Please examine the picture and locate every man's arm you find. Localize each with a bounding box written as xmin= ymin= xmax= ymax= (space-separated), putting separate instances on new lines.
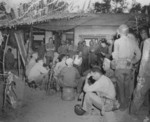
xmin=83 ymin=76 xmax=106 ymax=92
xmin=83 ymin=80 xmax=104 ymax=92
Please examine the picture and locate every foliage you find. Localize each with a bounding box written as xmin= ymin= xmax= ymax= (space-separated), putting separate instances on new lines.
xmin=0 ymin=2 xmax=6 ymax=13
xmin=94 ymin=0 xmax=111 ymax=13
xmin=93 ymin=0 xmax=129 ymax=13
xmin=111 ymin=0 xmax=128 ymax=13
xmin=130 ymin=3 xmax=142 ymax=13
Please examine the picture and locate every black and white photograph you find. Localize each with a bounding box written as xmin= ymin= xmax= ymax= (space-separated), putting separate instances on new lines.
xmin=0 ymin=0 xmax=150 ymax=122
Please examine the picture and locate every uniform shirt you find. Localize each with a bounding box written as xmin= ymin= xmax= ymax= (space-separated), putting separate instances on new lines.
xmin=83 ymin=75 xmax=116 ymax=100
xmin=59 ymin=66 xmax=80 ymax=87
xmin=46 ymin=42 xmax=55 ymax=57
xmin=28 ymin=60 xmax=49 ymax=82
xmin=58 ymin=45 xmax=68 ymax=54
xmin=82 ymin=45 xmax=89 ymax=58
xmin=112 ymin=36 xmax=141 ymax=64
xmin=139 ymin=38 xmax=150 ymax=76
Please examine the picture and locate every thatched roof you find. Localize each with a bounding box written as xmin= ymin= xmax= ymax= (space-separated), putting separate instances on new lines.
xmin=33 ymin=13 xmax=142 ymax=31
xmin=3 ymin=12 xmax=88 ymax=27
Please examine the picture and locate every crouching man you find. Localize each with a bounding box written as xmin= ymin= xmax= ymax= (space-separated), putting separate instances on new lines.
xmin=27 ymin=58 xmax=49 ymax=89
xmin=80 ymin=67 xmax=119 ymax=117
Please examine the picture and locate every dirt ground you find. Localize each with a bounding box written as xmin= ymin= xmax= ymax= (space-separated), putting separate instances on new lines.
xmin=0 ymin=77 xmax=147 ymax=122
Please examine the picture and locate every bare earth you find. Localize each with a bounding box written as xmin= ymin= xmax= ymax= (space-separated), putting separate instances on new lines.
xmin=0 ymin=79 xmax=145 ymax=122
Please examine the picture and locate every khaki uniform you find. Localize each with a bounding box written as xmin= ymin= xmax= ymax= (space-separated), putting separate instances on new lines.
xmin=112 ymin=35 xmax=141 ymax=109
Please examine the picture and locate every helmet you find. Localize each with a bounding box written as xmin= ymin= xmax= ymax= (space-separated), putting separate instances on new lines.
xmin=117 ymin=24 xmax=129 ymax=35
xmin=74 ymin=104 xmax=86 ymax=116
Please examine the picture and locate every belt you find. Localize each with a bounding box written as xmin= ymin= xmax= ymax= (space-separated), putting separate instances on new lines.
xmin=116 ymin=59 xmax=132 ymax=69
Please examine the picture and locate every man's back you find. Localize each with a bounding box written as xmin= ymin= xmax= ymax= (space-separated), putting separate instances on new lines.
xmin=60 ymin=66 xmax=80 ymax=87
xmin=97 ymin=75 xmax=116 ymax=99
xmin=113 ymin=36 xmax=135 ymax=59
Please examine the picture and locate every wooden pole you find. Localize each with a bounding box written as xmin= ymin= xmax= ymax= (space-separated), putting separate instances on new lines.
xmin=2 ymin=34 xmax=9 ymax=112
xmin=2 ymin=34 xmax=9 ymax=75
xmin=27 ymin=25 xmax=33 ymax=62
xmin=17 ymin=48 xmax=20 ymax=76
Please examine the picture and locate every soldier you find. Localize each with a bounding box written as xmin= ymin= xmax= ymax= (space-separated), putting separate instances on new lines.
xmin=112 ymin=24 xmax=141 ymax=110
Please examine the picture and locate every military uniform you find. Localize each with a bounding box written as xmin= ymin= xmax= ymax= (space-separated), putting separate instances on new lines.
xmin=112 ymin=32 xmax=141 ymax=109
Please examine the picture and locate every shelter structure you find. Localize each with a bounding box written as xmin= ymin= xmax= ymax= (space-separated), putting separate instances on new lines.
xmin=32 ymin=13 xmax=146 ymax=46
xmin=0 ymin=11 xmax=148 ymax=72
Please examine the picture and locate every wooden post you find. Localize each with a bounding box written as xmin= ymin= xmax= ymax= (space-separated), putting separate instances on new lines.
xmin=17 ymin=48 xmax=20 ymax=76
xmin=30 ymin=25 xmax=33 ymax=52
xmin=2 ymin=34 xmax=9 ymax=112
xmin=2 ymin=35 xmax=9 ymax=75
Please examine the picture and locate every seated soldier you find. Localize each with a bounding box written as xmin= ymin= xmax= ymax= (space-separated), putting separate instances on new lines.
xmin=58 ymin=58 xmax=84 ymax=93
xmin=78 ymin=67 xmax=119 ymax=116
xmin=45 ymin=37 xmax=55 ymax=65
xmin=27 ymin=58 xmax=49 ymax=88
xmin=54 ymin=54 xmax=68 ymax=78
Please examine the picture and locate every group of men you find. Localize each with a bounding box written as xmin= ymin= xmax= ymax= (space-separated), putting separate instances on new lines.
xmin=24 ymin=24 xmax=150 ymax=120
xmin=74 ymin=24 xmax=150 ymax=121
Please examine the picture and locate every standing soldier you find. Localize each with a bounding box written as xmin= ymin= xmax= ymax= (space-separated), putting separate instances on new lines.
xmin=46 ymin=37 xmax=55 ymax=65
xmin=130 ymin=28 xmax=150 ymax=117
xmin=88 ymin=40 xmax=97 ymax=67
xmin=112 ymin=24 xmax=141 ymax=110
xmin=81 ymin=41 xmax=89 ymax=74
